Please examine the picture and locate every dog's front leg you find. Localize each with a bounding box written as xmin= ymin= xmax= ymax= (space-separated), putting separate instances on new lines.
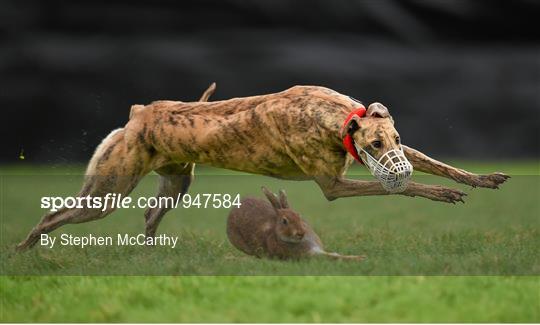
xmin=315 ymin=176 xmax=466 ymax=204
xmin=402 ymin=145 xmax=510 ymax=189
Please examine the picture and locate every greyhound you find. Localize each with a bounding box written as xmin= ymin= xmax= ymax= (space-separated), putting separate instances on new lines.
xmin=16 ymin=84 xmax=509 ymax=250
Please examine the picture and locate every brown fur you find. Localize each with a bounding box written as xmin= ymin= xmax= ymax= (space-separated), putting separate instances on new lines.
xmin=227 ymin=187 xmax=364 ymax=261
xmin=16 ymin=84 xmax=509 ymax=251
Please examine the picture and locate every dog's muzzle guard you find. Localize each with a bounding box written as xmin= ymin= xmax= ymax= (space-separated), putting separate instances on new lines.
xmin=356 ymin=145 xmax=413 ymax=193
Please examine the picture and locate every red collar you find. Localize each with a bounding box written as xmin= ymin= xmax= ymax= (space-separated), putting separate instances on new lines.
xmin=341 ymin=106 xmax=366 ymax=163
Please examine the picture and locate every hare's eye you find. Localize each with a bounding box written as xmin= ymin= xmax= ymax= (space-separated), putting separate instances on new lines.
xmin=281 ymin=218 xmax=288 ymax=225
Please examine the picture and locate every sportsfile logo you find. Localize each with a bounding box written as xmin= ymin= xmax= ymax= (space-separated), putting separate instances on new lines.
xmin=41 ymin=193 xmax=242 ymax=212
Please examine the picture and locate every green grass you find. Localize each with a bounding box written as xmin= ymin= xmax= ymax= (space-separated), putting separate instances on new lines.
xmin=1 ymin=161 xmax=539 ymax=322
xmin=2 ymin=276 xmax=538 ymax=322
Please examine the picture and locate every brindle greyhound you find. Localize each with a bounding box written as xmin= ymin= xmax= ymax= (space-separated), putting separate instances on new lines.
xmin=17 ymin=84 xmax=509 ymax=250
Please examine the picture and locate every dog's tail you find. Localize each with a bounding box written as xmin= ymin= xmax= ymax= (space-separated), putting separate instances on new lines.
xmin=199 ymin=82 xmax=216 ymax=102
xmin=129 ymin=82 xmax=216 ymax=120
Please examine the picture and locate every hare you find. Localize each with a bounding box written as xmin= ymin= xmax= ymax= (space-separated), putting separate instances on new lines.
xmin=227 ymin=186 xmax=365 ymax=261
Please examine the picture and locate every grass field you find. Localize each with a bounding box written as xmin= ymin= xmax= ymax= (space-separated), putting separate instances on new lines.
xmin=1 ymin=161 xmax=539 ymax=322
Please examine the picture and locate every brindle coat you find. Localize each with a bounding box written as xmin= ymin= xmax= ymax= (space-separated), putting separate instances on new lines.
xmin=17 ymin=84 xmax=509 ymax=250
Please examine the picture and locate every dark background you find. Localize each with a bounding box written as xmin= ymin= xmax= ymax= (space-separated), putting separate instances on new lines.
xmin=1 ymin=0 xmax=539 ymax=164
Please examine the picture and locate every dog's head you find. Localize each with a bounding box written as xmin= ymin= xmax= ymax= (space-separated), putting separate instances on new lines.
xmin=341 ymin=102 xmax=412 ymax=192
xmin=342 ymin=102 xmax=401 ymax=161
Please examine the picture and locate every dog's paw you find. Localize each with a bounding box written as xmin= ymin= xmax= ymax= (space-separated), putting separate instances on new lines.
xmin=428 ymin=185 xmax=467 ymax=204
xmin=475 ymin=172 xmax=511 ymax=189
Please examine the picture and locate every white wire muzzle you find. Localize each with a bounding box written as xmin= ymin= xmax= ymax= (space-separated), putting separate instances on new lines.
xmin=355 ymin=145 xmax=413 ymax=193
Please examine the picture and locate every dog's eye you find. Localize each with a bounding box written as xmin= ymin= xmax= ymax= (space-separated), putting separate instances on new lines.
xmin=395 ymin=136 xmax=400 ymax=144
xmin=371 ymin=141 xmax=382 ymax=149
xmin=281 ymin=218 xmax=288 ymax=225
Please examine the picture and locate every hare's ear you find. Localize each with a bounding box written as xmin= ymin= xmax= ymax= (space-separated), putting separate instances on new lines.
xmin=278 ymin=189 xmax=289 ymax=209
xmin=261 ymin=186 xmax=281 ymax=210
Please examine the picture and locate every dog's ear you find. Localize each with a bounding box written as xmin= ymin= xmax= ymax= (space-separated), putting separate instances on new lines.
xmin=278 ymin=189 xmax=289 ymax=209
xmin=340 ymin=115 xmax=362 ymax=139
xmin=367 ymin=102 xmax=394 ymax=124
xmin=261 ymin=186 xmax=281 ymax=210
xmin=367 ymin=102 xmax=391 ymax=118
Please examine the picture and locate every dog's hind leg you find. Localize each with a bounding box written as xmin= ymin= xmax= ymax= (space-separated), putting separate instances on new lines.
xmin=16 ymin=128 xmax=152 ymax=251
xmin=402 ymin=145 xmax=510 ymax=189
xmin=143 ymin=82 xmax=216 ymax=237
xmin=144 ymin=163 xmax=194 ymax=237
